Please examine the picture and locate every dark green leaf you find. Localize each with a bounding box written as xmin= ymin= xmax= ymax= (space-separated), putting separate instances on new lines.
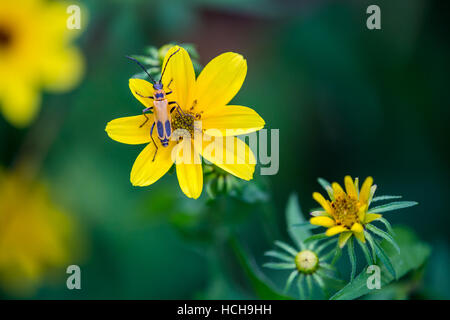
xmin=330 ymin=227 xmax=430 ymax=300
xmin=286 ymin=193 xmax=311 ymax=249
xmin=369 ymin=201 xmax=418 ymax=213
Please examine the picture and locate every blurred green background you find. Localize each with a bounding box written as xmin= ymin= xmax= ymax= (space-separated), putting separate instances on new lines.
xmin=0 ymin=0 xmax=449 ymax=299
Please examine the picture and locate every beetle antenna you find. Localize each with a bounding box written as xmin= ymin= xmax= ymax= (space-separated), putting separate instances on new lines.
xmin=125 ymin=55 xmax=156 ymax=84
xmin=160 ymin=48 xmax=181 ymax=81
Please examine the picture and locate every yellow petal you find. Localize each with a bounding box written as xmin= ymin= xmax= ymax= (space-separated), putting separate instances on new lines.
xmin=338 ymin=232 xmax=353 ymax=248
xmin=193 ymin=52 xmax=247 ymax=115
xmin=0 ymin=79 xmax=40 ymax=128
xmin=105 ymin=115 xmax=154 ymax=145
xmin=359 ymin=176 xmax=373 ymax=204
xmin=312 ymin=192 xmax=333 ymax=214
xmin=41 ymin=47 xmax=84 ymax=92
xmin=160 ymin=45 xmax=196 ymax=111
xmin=344 ymin=175 xmax=357 ymax=198
xmin=354 ymin=230 xmax=366 ymax=243
xmin=197 ymin=134 xmax=255 ymax=181
xmin=129 ymin=79 xmax=155 ymax=109
xmin=364 ymin=213 xmax=382 ymax=224
xmin=130 ymin=142 xmax=175 ymax=186
xmin=174 ymin=142 xmax=203 ymax=199
xmin=201 ymin=105 xmax=265 ymax=136
xmin=326 ymin=225 xmax=347 ymax=236
xmin=332 ymin=182 xmax=345 ymax=195
xmin=310 ymin=216 xmax=335 ymax=228
xmin=358 ymin=204 xmax=367 ymax=222
xmin=351 ymin=223 xmax=364 ymax=233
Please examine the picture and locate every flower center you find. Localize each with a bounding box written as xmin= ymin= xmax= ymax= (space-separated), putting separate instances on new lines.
xmin=331 ymin=193 xmax=360 ymax=228
xmin=172 ymin=111 xmax=200 ymax=138
xmin=0 ymin=26 xmax=13 ymax=49
xmin=295 ymin=250 xmax=319 ymax=274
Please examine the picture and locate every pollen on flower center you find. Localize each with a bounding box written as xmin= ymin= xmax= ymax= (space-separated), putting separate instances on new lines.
xmin=331 ymin=193 xmax=360 ymax=228
xmin=172 ymin=111 xmax=199 ymax=137
xmin=295 ymin=250 xmax=319 ymax=274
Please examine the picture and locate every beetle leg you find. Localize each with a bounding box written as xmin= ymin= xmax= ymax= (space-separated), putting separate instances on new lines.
xmin=150 ymin=122 xmax=158 ymax=162
xmin=166 ymin=79 xmax=174 ymax=95
xmin=139 ymin=107 xmax=153 ymax=128
xmin=169 ymin=101 xmax=192 ymax=118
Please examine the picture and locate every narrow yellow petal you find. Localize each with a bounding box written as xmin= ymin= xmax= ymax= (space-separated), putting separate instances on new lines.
xmin=193 ymin=52 xmax=247 ymax=115
xmin=130 ymin=142 xmax=175 ymax=186
xmin=129 ymin=79 xmax=155 ymax=109
xmin=197 ymin=134 xmax=255 ymax=181
xmin=201 ymin=105 xmax=265 ymax=136
xmin=364 ymin=213 xmax=382 ymax=224
xmin=351 ymin=223 xmax=364 ymax=233
xmin=105 ymin=115 xmax=153 ymax=145
xmin=310 ymin=216 xmax=335 ymax=228
xmin=338 ymin=232 xmax=353 ymax=248
xmin=332 ymin=182 xmax=345 ymax=195
xmin=326 ymin=225 xmax=348 ymax=236
xmin=160 ymin=46 xmax=196 ymax=111
xmin=174 ymin=142 xmax=203 ymax=199
xmin=344 ymin=175 xmax=357 ymax=198
xmin=359 ymin=176 xmax=373 ymax=204
xmin=354 ymin=231 xmax=366 ymax=243
xmin=312 ymin=192 xmax=333 ymax=214
xmin=358 ymin=204 xmax=367 ymax=222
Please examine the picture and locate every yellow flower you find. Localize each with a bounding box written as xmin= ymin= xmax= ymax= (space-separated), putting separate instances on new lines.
xmin=310 ymin=176 xmax=382 ymax=248
xmin=106 ymin=46 xmax=265 ymax=199
xmin=0 ymin=169 xmax=77 ymax=294
xmin=0 ymin=0 xmax=84 ymax=127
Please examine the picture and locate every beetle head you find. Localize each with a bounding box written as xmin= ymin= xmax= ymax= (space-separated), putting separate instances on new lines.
xmin=153 ymin=81 xmax=163 ymax=90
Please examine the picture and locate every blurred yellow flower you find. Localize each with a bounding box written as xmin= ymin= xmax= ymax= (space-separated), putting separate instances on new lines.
xmin=106 ymin=46 xmax=265 ymax=199
xmin=309 ymin=176 xmax=381 ymax=247
xmin=0 ymin=0 xmax=84 ymax=127
xmin=0 ymin=169 xmax=77 ymax=294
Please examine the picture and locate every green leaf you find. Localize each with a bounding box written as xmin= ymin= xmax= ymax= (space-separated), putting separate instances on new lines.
xmin=286 ymin=193 xmax=310 ymax=249
xmin=264 ymin=250 xmax=294 ymax=263
xmin=366 ymin=224 xmax=400 ymax=254
xmin=371 ymin=195 xmax=402 ymax=202
xmin=330 ymin=227 xmax=431 ymax=300
xmin=263 ymin=263 xmax=296 ymax=270
xmin=129 ymin=54 xmax=159 ymax=66
xmin=366 ymin=231 xmax=396 ymax=278
xmin=356 ymin=238 xmax=373 ymax=265
xmin=306 ymin=275 xmax=313 ymax=298
xmin=316 ymin=237 xmax=338 ymax=255
xmin=369 ymin=201 xmax=418 ymax=213
xmin=284 ymin=270 xmax=299 ymax=293
xmin=297 ymin=274 xmax=305 ymax=299
xmin=347 ymin=237 xmax=357 ymax=281
xmin=313 ymin=274 xmax=325 ymax=289
xmin=274 ymin=241 xmax=298 ymax=257
xmin=304 ymin=233 xmax=328 ymax=244
xmin=317 ymin=178 xmax=334 ymax=200
xmin=331 ymin=245 xmax=343 ymax=265
xmin=374 ymin=217 xmax=395 ymax=235
xmin=230 ymin=238 xmax=291 ymax=299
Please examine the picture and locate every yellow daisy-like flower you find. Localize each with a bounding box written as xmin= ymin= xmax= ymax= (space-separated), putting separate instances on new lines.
xmin=309 ymin=176 xmax=382 ymax=248
xmin=106 ymin=46 xmax=265 ymax=199
xmin=0 ymin=0 xmax=84 ymax=127
xmin=0 ymin=169 xmax=77 ymax=294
